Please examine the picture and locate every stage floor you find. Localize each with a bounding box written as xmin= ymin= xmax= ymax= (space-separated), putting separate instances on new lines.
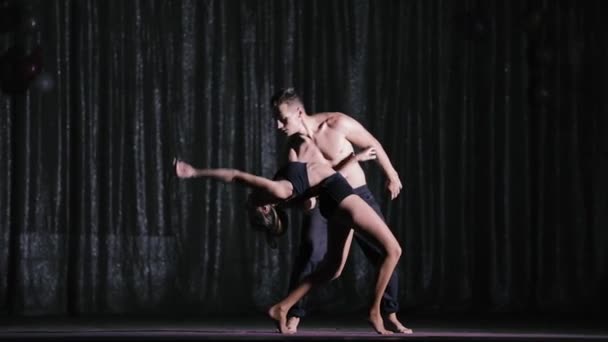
xmin=1 ymin=313 xmax=607 ymax=341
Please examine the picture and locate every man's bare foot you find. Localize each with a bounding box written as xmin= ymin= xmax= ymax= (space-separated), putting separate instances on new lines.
xmin=369 ymin=310 xmax=393 ymax=335
xmin=385 ymin=312 xmax=413 ymax=333
xmin=268 ymin=305 xmax=293 ymax=334
xmin=286 ymin=316 xmax=300 ymax=333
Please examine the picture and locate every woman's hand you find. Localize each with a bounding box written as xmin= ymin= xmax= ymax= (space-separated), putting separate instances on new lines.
xmin=355 ymin=146 xmax=377 ymax=162
xmin=175 ymin=159 xmax=197 ymax=178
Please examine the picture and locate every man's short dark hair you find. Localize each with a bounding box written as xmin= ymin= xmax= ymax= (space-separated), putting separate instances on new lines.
xmin=270 ymin=87 xmax=303 ymax=111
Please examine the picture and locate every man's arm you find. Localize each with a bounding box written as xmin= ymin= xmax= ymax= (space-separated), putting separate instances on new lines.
xmin=335 ymin=113 xmax=403 ymax=199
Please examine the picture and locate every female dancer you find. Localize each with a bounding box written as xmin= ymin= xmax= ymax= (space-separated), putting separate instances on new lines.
xmin=175 ymin=142 xmax=402 ymax=335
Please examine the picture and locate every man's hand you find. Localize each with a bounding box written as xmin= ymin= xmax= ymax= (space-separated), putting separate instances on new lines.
xmin=386 ymin=176 xmax=403 ymax=200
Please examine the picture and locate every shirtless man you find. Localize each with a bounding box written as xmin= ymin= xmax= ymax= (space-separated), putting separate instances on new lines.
xmin=270 ymin=88 xmax=412 ymax=333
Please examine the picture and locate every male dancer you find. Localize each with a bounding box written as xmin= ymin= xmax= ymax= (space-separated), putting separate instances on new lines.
xmin=271 ymin=88 xmax=412 ymax=333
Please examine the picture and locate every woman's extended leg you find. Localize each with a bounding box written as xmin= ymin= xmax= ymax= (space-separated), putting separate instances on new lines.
xmin=268 ymin=225 xmax=354 ymax=334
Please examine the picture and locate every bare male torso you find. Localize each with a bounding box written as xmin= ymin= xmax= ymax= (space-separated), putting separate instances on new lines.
xmin=307 ymin=112 xmax=368 ymax=189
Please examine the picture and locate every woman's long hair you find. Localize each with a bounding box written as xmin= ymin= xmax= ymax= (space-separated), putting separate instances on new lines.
xmin=247 ymin=204 xmax=288 ymax=249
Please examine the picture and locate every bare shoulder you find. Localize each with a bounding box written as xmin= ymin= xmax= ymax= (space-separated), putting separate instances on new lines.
xmin=313 ymin=112 xmax=350 ymax=128
xmin=325 ymin=112 xmax=359 ymax=132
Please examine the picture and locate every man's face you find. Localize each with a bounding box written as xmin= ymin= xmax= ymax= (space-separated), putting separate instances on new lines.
xmin=275 ymin=102 xmax=302 ymax=136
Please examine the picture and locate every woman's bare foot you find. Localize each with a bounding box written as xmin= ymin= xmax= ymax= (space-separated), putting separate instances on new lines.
xmin=369 ymin=310 xmax=392 ymax=335
xmin=385 ymin=312 xmax=413 ymax=333
xmin=286 ymin=316 xmax=300 ymax=333
xmin=268 ymin=305 xmax=293 ymax=334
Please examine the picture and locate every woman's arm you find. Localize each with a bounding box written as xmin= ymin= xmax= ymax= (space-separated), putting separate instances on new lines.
xmin=233 ymin=171 xmax=294 ymax=200
xmin=334 ymin=146 xmax=378 ymax=174
xmin=175 ymin=160 xmax=294 ymax=201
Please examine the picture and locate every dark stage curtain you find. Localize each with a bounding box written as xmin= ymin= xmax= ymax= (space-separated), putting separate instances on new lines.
xmin=0 ymin=0 xmax=606 ymax=317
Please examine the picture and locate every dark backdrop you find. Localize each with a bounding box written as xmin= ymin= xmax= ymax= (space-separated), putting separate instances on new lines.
xmin=0 ymin=0 xmax=606 ymax=317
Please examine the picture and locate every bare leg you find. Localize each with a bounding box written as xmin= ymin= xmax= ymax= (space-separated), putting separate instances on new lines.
xmin=286 ymin=316 xmax=300 ymax=333
xmin=268 ymin=225 xmax=353 ymax=334
xmin=331 ymin=228 xmax=354 ymax=282
xmin=338 ymin=195 xmax=402 ymax=335
xmin=386 ymin=312 xmax=413 ymax=333
xmin=285 ymin=228 xmax=354 ymax=334
xmin=268 ymin=282 xmax=312 ymax=334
